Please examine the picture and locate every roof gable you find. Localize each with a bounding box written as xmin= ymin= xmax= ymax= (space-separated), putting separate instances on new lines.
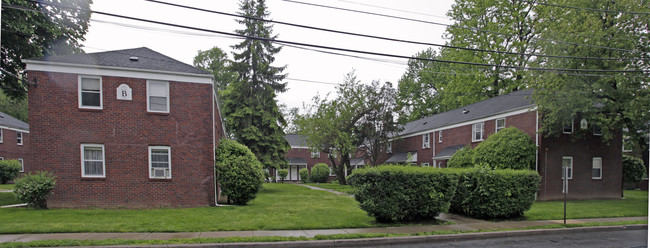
xmin=285 ymin=134 xmax=308 ymax=148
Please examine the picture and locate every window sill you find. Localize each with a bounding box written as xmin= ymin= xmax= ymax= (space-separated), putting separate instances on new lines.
xmin=81 ymin=177 xmax=106 ymax=181
xmin=79 ymin=108 xmax=103 ymax=112
xmin=147 ymin=112 xmax=170 ymax=116
xmin=149 ymin=178 xmax=172 ymax=182
xmin=472 ymin=139 xmax=483 ymax=143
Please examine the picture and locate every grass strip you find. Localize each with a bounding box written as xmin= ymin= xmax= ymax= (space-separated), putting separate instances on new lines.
xmin=524 ymin=190 xmax=648 ymax=220
xmin=2 ymin=220 xmax=645 ymax=248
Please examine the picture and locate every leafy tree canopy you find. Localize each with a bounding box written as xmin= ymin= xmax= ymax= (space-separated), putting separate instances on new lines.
xmin=193 ymin=46 xmax=238 ymax=92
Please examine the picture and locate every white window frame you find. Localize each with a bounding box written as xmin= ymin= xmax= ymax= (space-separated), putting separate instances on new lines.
xmin=16 ymin=132 xmax=23 ymax=146
xmin=563 ymin=120 xmax=574 ymax=134
xmin=422 ymin=162 xmax=430 ymax=167
xmin=593 ymin=125 xmax=602 ymax=136
xmin=0 ymin=157 xmax=4 ymax=161
xmin=387 ymin=141 xmax=392 ymax=153
xmin=17 ymin=158 xmax=24 ymax=172
xmin=147 ymin=80 xmax=170 ymax=113
xmin=472 ymin=123 xmax=484 ymax=142
xmin=329 ymin=166 xmax=335 ymax=176
xmin=622 ymin=135 xmax=633 ymax=152
xmin=496 ymin=118 xmax=506 ymax=133
xmin=78 ymin=75 xmax=103 ymax=109
xmin=311 ymin=149 xmax=320 ymax=158
xmin=422 ymin=133 xmax=430 ymax=149
xmin=592 ymin=157 xmax=602 ymax=180
xmin=81 ymin=144 xmax=106 ymax=178
xmin=0 ymin=128 xmax=3 ymax=143
xmin=562 ymin=156 xmax=573 ymax=180
xmin=438 ymin=130 xmax=442 ymax=143
xmin=149 ymin=146 xmax=171 ymax=179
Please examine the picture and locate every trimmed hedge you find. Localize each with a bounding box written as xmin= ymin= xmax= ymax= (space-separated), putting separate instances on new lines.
xmin=278 ymin=169 xmax=289 ymax=183
xmin=347 ymin=165 xmax=459 ymax=222
xmin=310 ymin=163 xmax=330 ymax=183
xmin=299 ymin=168 xmax=309 ymax=183
xmin=0 ymin=160 xmax=21 ymax=184
xmin=450 ymin=168 xmax=540 ymax=219
xmin=472 ymin=127 xmax=536 ymax=170
xmin=447 ymin=145 xmax=474 ymax=168
xmin=623 ymin=155 xmax=646 ymax=185
xmin=13 ymin=171 xmax=56 ymax=209
xmin=215 ymin=139 xmax=265 ymax=205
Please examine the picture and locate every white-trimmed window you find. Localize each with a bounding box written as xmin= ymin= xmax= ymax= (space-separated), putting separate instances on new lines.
xmin=422 ymin=162 xmax=429 ymax=167
xmin=17 ymin=158 xmax=24 ymax=172
xmin=79 ymin=76 xmax=102 ymax=109
xmin=0 ymin=157 xmax=3 ymax=161
xmin=496 ymin=118 xmax=506 ymax=132
xmin=0 ymin=128 xmax=3 ymax=143
xmin=149 ymin=146 xmax=171 ymax=179
xmin=147 ymin=80 xmax=170 ymax=113
xmin=311 ymin=149 xmax=320 ymax=158
xmin=438 ymin=130 xmax=442 ymax=143
xmin=622 ymin=135 xmax=633 ymax=152
xmin=562 ymin=156 xmax=573 ymax=180
xmin=422 ymin=133 xmax=430 ymax=149
xmin=563 ymin=120 xmax=573 ymax=134
xmin=472 ymin=123 xmax=484 ymax=142
xmin=387 ymin=141 xmax=392 ymax=153
xmin=17 ymin=132 xmax=23 ymax=145
xmin=593 ymin=125 xmax=602 ymax=136
xmin=81 ymin=144 xmax=105 ymax=178
xmin=592 ymin=157 xmax=602 ymax=179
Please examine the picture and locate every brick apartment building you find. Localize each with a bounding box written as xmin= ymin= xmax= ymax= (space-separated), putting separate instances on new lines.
xmin=0 ymin=111 xmax=29 ymax=173
xmin=379 ymin=89 xmax=622 ymax=200
xmin=279 ymin=134 xmax=333 ymax=181
xmin=25 ymin=47 xmax=226 ymax=208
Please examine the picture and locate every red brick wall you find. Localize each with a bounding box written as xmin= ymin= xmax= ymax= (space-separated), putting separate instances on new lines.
xmin=538 ymin=130 xmax=622 ymax=200
xmin=27 ymin=71 xmax=216 ymax=208
xmin=0 ymin=128 xmax=30 ymax=172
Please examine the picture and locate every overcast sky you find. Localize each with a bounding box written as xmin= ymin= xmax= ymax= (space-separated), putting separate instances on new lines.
xmin=82 ymin=0 xmax=455 ymax=111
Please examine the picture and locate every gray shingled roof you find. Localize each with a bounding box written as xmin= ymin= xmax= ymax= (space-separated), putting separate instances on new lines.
xmin=0 ymin=111 xmax=29 ymax=131
xmin=385 ymin=151 xmax=418 ymax=163
xmin=399 ymin=89 xmax=535 ymax=136
xmin=285 ymin=134 xmax=308 ymax=148
xmin=350 ymin=158 xmax=364 ymax=166
xmin=29 ymin=47 xmax=210 ymax=75
xmin=433 ymin=145 xmax=465 ymax=159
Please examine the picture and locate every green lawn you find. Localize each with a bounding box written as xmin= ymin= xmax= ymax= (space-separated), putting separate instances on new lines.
xmin=0 ymin=183 xmax=377 ymax=234
xmin=0 ymin=184 xmax=14 ymax=191
xmin=305 ymin=182 xmax=354 ymax=194
xmin=0 ymin=192 xmax=21 ymax=206
xmin=524 ymin=190 xmax=648 ymax=220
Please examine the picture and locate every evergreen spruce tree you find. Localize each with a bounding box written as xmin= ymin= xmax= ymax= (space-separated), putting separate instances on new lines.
xmin=222 ymin=0 xmax=289 ymax=170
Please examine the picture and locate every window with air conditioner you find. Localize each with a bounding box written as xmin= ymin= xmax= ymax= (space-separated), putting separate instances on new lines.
xmin=149 ymin=146 xmax=171 ymax=179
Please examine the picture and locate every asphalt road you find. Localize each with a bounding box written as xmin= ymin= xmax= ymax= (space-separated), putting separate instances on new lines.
xmin=388 ymin=229 xmax=648 ymax=248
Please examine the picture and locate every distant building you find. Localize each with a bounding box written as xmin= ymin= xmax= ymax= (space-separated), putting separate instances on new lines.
xmin=25 ymin=47 xmax=226 ymax=208
xmin=380 ymin=89 xmax=622 ymax=200
xmin=0 ymin=111 xmax=29 ymax=174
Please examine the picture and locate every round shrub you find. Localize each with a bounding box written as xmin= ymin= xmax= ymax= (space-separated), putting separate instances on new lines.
xmin=450 ymin=168 xmax=540 ymax=219
xmin=0 ymin=160 xmax=22 ymax=184
xmin=472 ymin=127 xmax=536 ymax=170
xmin=348 ymin=166 xmax=459 ymax=223
xmin=215 ymin=139 xmax=264 ymax=205
xmin=299 ymin=168 xmax=309 ymax=183
xmin=447 ymin=145 xmax=475 ymax=168
xmin=278 ymin=169 xmax=289 ymax=182
xmin=310 ymin=163 xmax=330 ymax=183
xmin=623 ymin=155 xmax=646 ymax=185
xmin=13 ymin=171 xmax=56 ymax=209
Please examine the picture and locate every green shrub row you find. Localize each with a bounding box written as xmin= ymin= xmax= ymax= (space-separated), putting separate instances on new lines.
xmin=347 ymin=165 xmax=459 ymax=222
xmin=348 ymin=165 xmax=540 ymax=222
xmin=0 ymin=160 xmax=21 ymax=184
xmin=310 ymin=163 xmax=330 ymax=183
xmin=450 ymin=168 xmax=541 ymax=219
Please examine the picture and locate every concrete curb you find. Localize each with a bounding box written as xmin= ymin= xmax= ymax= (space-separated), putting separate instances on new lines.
xmin=60 ymin=224 xmax=647 ymax=248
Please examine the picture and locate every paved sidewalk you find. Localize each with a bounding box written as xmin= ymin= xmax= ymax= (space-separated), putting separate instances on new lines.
xmin=0 ymin=215 xmax=646 ymax=244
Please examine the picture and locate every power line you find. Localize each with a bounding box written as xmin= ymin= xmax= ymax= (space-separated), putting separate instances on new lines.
xmin=279 ymin=0 xmax=642 ymax=53
xmin=516 ymin=0 xmax=650 ymax=15
xmin=330 ymin=0 xmax=451 ymax=20
xmin=145 ymin=0 xmax=647 ymax=61
xmin=20 ymin=1 xmax=650 ymax=74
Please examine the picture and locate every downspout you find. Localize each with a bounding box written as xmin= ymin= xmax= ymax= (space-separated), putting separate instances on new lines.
xmin=535 ymin=109 xmax=539 ymax=172
xmin=212 ymin=89 xmax=218 ymax=206
xmin=432 ymin=130 xmax=436 ymax=167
